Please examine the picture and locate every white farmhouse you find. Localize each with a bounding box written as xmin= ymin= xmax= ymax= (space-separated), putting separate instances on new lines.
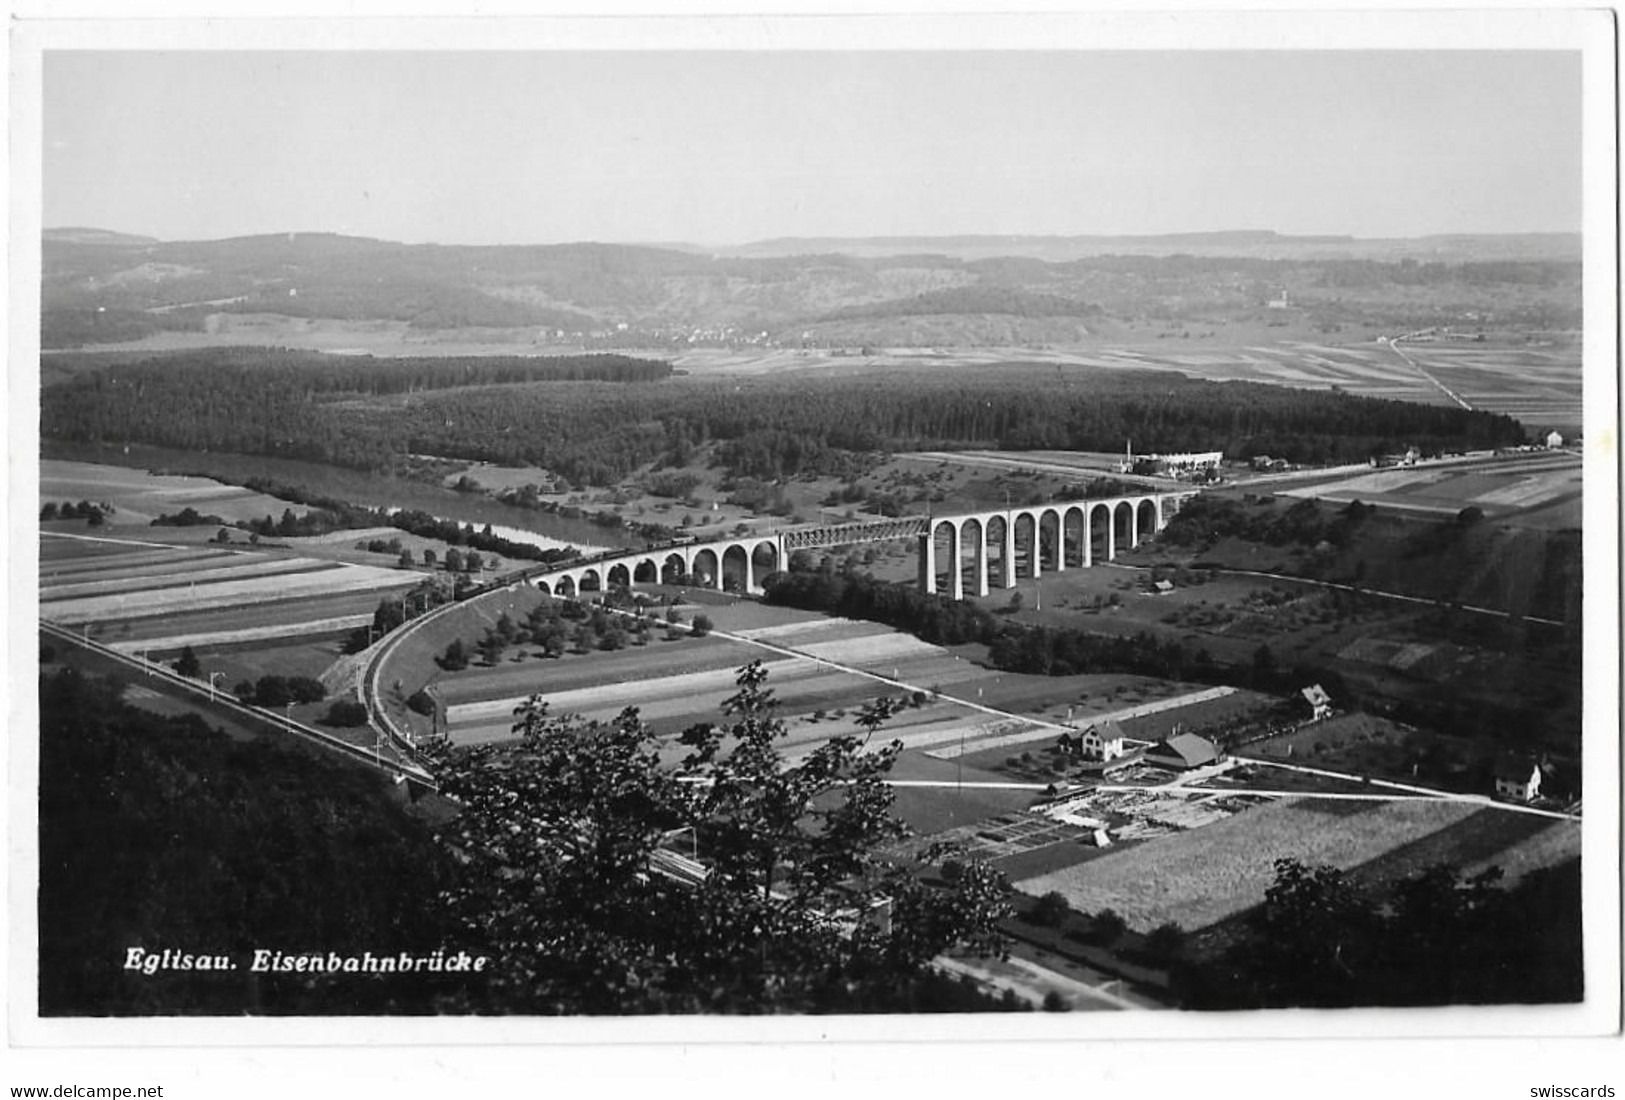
xmin=1080 ymin=719 xmax=1127 ymax=762
xmin=1494 ymin=755 xmax=1543 ymax=802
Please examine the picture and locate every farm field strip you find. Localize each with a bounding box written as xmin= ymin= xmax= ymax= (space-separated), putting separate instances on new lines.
xmin=1016 ymin=798 xmax=1482 ymax=933
xmin=286 ymin=526 xmax=403 ymax=546
xmin=1341 ymin=807 xmax=1558 ymax=890
xmin=444 ymin=666 xmax=959 ymax=748
xmin=1461 ymin=819 xmax=1582 ymax=885
xmin=445 ymin=655 xmax=812 ymax=725
xmin=731 ymin=616 xmax=888 ymax=644
xmin=36 ymin=535 xmax=147 ymax=560
xmin=41 ymin=548 xmax=258 ymax=583
xmin=43 ymin=563 xmax=416 ymax=624
xmin=41 ymin=556 xmax=346 ymax=601
xmin=98 ymin=588 xmax=397 ymax=641
xmin=926 ymin=686 xmax=1237 ymax=760
xmin=41 ymin=541 xmax=234 ymax=573
xmin=795 ymin=632 xmax=948 ymax=666
xmin=105 ymin=614 xmax=375 ymax=656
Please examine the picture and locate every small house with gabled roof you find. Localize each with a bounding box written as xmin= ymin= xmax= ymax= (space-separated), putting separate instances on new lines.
xmin=1493 ymin=754 xmax=1543 ymax=802
xmin=1080 ymin=719 xmax=1127 ymax=762
xmin=1300 ymin=684 xmax=1333 ymax=722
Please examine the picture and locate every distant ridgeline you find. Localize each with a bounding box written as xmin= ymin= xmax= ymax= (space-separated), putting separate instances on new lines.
xmin=41 ymin=347 xmax=1524 ymax=486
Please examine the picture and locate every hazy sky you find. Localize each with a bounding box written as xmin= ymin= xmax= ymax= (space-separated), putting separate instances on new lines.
xmin=43 ymin=50 xmax=1581 ymax=245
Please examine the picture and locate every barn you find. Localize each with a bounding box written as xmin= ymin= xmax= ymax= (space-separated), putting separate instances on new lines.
xmin=1143 ymin=732 xmax=1220 ymax=771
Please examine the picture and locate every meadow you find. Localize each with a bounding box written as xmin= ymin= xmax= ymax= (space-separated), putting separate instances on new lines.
xmin=1015 ymin=797 xmax=1483 ymax=932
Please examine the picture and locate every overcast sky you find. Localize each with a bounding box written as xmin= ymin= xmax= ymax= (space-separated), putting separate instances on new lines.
xmin=43 ymin=50 xmax=1581 ymax=246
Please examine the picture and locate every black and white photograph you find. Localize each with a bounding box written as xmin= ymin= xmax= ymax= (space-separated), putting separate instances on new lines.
xmin=7 ymin=7 xmax=1620 ymax=1098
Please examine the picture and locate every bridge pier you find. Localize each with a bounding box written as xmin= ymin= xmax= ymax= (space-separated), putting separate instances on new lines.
xmin=918 ymin=532 xmax=936 ymax=595
xmin=973 ymin=523 xmax=989 ymax=598
xmin=1001 ymin=519 xmax=1016 ymax=589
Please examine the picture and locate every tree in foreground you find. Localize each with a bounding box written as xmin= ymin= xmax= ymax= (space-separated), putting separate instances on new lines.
xmin=429 ymin=660 xmax=1011 ymax=1014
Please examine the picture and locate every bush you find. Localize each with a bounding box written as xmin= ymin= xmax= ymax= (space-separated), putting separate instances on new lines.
xmin=940 ymin=859 xmax=964 ymax=884
xmin=1093 ymin=909 xmax=1127 ymax=943
xmin=1041 ymin=990 xmax=1072 ymax=1012
xmin=439 ymin=638 xmax=470 ymax=671
xmin=1030 ymin=891 xmax=1072 ymax=928
xmin=406 ymin=690 xmax=436 ymax=717
xmin=690 ymin=614 xmax=714 ymax=638
xmin=1145 ymin=922 xmax=1186 ymax=960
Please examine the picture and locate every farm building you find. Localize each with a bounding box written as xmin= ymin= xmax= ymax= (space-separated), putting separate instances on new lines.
xmin=1373 ymin=447 xmax=1421 ymax=468
xmin=1545 ymin=430 xmax=1565 ymax=449
xmin=1300 ymin=684 xmax=1333 ymax=722
xmin=1081 ymin=719 xmax=1128 ymax=762
xmin=1143 ymin=732 xmax=1220 ymax=771
xmin=1152 ymin=579 xmax=1175 ymax=596
xmin=1493 ymin=755 xmax=1543 ymax=802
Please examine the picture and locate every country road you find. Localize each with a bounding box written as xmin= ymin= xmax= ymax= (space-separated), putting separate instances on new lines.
xmin=1386 ymin=332 xmax=1474 ymax=411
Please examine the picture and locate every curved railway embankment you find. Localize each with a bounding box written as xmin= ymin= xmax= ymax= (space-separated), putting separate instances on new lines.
xmin=364 ymin=580 xmax=549 ymax=763
xmin=43 ymin=621 xmax=433 ymax=785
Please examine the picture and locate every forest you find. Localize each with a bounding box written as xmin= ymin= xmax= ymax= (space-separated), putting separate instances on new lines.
xmin=40 ymin=349 xmax=1525 ymax=487
xmin=37 ymin=662 xmax=1019 ymax=1015
xmin=37 ymin=667 xmax=468 ymax=1015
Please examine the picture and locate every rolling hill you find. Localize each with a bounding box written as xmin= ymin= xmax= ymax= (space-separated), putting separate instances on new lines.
xmin=40 ymin=229 xmax=1581 ymax=351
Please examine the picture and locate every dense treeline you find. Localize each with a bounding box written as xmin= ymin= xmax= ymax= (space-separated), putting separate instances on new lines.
xmin=38 ymin=668 xmax=468 ymax=1015
xmin=42 ymin=353 xmax=1525 ymax=486
xmin=45 ymin=346 xmax=670 ymax=395
xmin=815 ymin=286 xmax=1104 ymax=321
xmin=1159 ymin=496 xmax=1379 ymax=550
xmin=764 ymin=569 xmax=997 ymax=647
xmin=42 ymin=307 xmax=205 ymax=350
xmin=1177 ymin=858 xmax=1582 ymax=1008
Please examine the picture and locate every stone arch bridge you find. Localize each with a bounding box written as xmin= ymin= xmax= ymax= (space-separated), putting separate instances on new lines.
xmin=511 ymin=491 xmax=1194 ymax=601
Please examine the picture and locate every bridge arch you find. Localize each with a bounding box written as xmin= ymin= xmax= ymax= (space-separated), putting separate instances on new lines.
xmin=1061 ymin=505 xmax=1086 ymax=569
xmin=661 ymin=552 xmax=688 ymax=585
xmin=751 ymin=540 xmax=781 ymax=588
xmin=721 ymin=544 xmax=751 ymax=593
xmin=633 ymin=558 xmax=659 ymax=584
xmin=956 ymin=517 xmax=987 ymax=599
xmin=692 ymin=548 xmax=721 ymax=590
xmin=1135 ymin=497 xmax=1159 ymax=546
xmin=985 ymin=514 xmax=1015 ymax=589
xmin=607 ymin=563 xmax=632 ymax=589
xmin=1037 ymin=507 xmax=1062 ymax=573
xmin=1009 ymin=511 xmax=1037 ymax=579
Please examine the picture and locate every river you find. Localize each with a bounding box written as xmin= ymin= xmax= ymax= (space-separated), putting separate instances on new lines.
xmin=42 ymin=441 xmax=627 ymax=555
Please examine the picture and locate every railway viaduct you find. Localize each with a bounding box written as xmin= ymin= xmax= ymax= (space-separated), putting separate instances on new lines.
xmin=514 ymin=490 xmax=1195 ymax=601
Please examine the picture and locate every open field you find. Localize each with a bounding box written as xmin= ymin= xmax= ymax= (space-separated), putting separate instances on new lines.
xmin=40 ymin=555 xmax=346 ymax=601
xmin=1343 ymin=806 xmax=1577 ymax=890
xmin=42 ymin=557 xmax=413 ymax=625
xmin=42 ymin=459 xmax=313 ymax=525
xmin=1015 ymin=797 xmax=1482 ymax=932
xmin=1278 ymin=453 xmax=1581 ymax=526
xmin=1401 ymin=344 xmax=1584 ymax=429
xmin=40 ymin=533 xmax=416 ymax=668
